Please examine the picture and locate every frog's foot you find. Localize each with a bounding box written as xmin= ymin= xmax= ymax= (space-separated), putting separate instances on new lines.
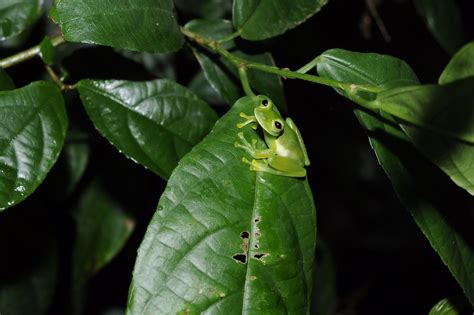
xmin=237 ymin=112 xmax=257 ymax=129
xmin=235 ymin=132 xmax=273 ymax=159
xmin=234 ymin=132 xmax=258 ymax=156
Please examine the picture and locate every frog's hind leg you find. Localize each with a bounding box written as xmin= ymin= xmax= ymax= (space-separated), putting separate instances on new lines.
xmin=242 ymin=158 xmax=305 ymax=177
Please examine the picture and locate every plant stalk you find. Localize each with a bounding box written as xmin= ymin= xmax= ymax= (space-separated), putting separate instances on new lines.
xmin=181 ymin=27 xmax=384 ymax=94
xmin=0 ymin=35 xmax=65 ymax=69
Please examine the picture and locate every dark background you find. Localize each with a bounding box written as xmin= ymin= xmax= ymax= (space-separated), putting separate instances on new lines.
xmin=1 ymin=0 xmax=473 ymax=314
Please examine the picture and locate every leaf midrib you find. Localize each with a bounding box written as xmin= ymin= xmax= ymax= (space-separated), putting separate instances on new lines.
xmin=80 ymin=84 xmax=195 ymax=147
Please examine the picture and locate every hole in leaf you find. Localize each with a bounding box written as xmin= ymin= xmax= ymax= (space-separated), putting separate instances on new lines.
xmin=240 ymin=231 xmax=249 ymax=239
xmin=253 ymin=253 xmax=268 ymax=260
xmin=254 ymin=244 xmax=259 ymax=249
xmin=254 ymin=216 xmax=261 ymax=223
xmin=232 ymin=254 xmax=247 ymax=264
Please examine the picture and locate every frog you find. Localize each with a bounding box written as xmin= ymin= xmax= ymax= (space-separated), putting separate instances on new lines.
xmin=234 ymin=95 xmax=310 ymax=177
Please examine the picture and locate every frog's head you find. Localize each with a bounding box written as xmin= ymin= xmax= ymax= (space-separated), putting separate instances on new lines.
xmin=254 ymin=95 xmax=284 ymax=136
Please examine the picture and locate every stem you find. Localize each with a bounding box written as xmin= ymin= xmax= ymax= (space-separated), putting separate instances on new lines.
xmin=0 ymin=35 xmax=65 ymax=69
xmin=239 ymin=66 xmax=255 ymax=97
xmin=296 ymin=55 xmax=321 ymax=74
xmin=205 ymin=38 xmax=385 ymax=94
xmin=46 ymin=65 xmax=77 ymax=91
xmin=181 ymin=27 xmax=386 ymax=96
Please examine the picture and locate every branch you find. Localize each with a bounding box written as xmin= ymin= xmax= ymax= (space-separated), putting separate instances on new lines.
xmin=0 ymin=35 xmax=65 ymax=69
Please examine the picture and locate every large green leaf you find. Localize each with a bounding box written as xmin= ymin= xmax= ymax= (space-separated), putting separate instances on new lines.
xmin=72 ymin=180 xmax=134 ymax=288
xmin=317 ymin=48 xmax=474 ymax=305
xmin=0 ymin=81 xmax=67 ymax=211
xmin=233 ymin=0 xmax=328 ymax=40
xmin=186 ymin=19 xmax=286 ymax=108
xmin=0 ymin=0 xmax=42 ymax=41
xmin=78 ymin=79 xmax=218 ymax=180
xmin=54 ymin=0 xmax=183 ymax=52
xmin=414 ymin=0 xmax=466 ymax=54
xmin=127 ymin=96 xmax=316 ymax=314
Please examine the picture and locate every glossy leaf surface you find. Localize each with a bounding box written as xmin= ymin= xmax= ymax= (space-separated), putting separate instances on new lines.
xmin=0 ymin=0 xmax=42 ymax=40
xmin=127 ymin=96 xmax=316 ymax=314
xmin=233 ymin=0 xmax=328 ymax=40
xmin=0 ymin=81 xmax=67 ymax=211
xmin=72 ymin=180 xmax=134 ymax=288
xmin=78 ymin=79 xmax=218 ymax=180
xmin=54 ymin=0 xmax=183 ymax=52
xmin=317 ymin=48 xmax=474 ymax=305
xmin=414 ymin=0 xmax=466 ymax=54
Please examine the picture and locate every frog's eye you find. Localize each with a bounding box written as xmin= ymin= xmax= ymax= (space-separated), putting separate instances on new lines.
xmin=274 ymin=121 xmax=282 ymax=130
xmin=261 ymin=99 xmax=269 ymax=107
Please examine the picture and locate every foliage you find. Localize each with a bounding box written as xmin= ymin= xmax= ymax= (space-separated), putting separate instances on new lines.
xmin=0 ymin=0 xmax=473 ymax=314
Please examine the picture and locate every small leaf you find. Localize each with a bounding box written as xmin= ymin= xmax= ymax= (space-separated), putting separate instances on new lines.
xmin=184 ymin=19 xmax=235 ymax=48
xmin=39 ymin=36 xmax=56 ymax=66
xmin=0 ymin=67 xmax=15 ymax=90
xmin=54 ymin=0 xmax=184 ymax=52
xmin=439 ymin=41 xmax=474 ymax=84
xmin=127 ymin=96 xmax=316 ymax=314
xmin=0 ymin=0 xmax=42 ymax=40
xmin=62 ymin=132 xmax=90 ymax=195
xmin=194 ymin=51 xmax=242 ymax=105
xmin=317 ymin=49 xmax=474 ymax=306
xmin=78 ymin=79 xmax=218 ymax=180
xmin=233 ymin=0 xmax=328 ymax=40
xmin=188 ymin=70 xmax=225 ymax=105
xmin=72 ymin=180 xmax=134 ymax=288
xmin=0 ymin=81 xmax=68 ymax=211
xmin=414 ymin=0 xmax=466 ymax=55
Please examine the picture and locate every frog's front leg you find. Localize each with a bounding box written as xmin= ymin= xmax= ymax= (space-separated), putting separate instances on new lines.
xmin=234 ymin=132 xmax=274 ymax=159
xmin=237 ymin=112 xmax=258 ymax=129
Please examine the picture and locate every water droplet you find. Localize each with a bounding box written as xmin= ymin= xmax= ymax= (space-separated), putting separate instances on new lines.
xmin=157 ymin=205 xmax=164 ymax=211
